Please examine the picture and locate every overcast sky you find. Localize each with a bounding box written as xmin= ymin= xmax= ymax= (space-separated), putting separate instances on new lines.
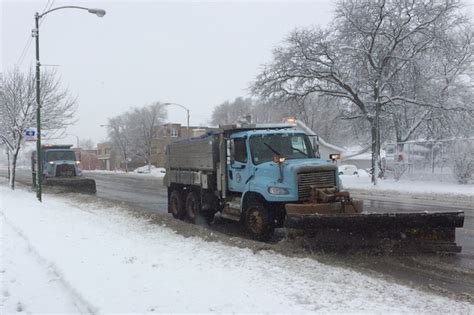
xmin=1 ymin=0 xmax=336 ymax=144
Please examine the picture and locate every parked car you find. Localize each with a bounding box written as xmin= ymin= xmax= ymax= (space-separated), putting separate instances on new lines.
xmin=338 ymin=164 xmax=358 ymax=175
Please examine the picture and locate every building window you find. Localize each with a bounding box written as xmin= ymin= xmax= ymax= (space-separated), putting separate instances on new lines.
xmin=170 ymin=128 xmax=178 ymax=137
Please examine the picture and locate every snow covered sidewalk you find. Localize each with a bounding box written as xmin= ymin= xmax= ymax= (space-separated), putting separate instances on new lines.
xmin=1 ymin=184 xmax=472 ymax=313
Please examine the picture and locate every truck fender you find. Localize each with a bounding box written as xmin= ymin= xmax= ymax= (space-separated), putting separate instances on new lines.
xmin=241 ymin=191 xmax=267 ymax=215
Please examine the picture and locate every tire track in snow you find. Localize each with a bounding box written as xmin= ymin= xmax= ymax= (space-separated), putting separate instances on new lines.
xmin=0 ymin=211 xmax=98 ymax=314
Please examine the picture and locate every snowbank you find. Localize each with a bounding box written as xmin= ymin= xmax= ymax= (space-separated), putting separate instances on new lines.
xmin=85 ymin=166 xmax=166 ymax=178
xmin=133 ymin=165 xmax=166 ymax=177
xmin=341 ymin=173 xmax=474 ymax=197
xmin=1 ymin=184 xmax=471 ymax=313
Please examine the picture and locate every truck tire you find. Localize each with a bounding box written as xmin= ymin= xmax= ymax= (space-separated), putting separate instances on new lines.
xmin=185 ymin=192 xmax=201 ymax=224
xmin=169 ymin=190 xmax=185 ymax=220
xmin=245 ymin=201 xmax=274 ymax=241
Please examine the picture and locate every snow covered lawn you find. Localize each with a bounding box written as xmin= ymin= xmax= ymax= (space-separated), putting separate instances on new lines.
xmin=341 ymin=173 xmax=474 ymax=197
xmin=1 ymin=184 xmax=472 ymax=313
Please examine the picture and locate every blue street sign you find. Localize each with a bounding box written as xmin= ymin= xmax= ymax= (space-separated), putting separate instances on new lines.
xmin=24 ymin=130 xmax=36 ymax=137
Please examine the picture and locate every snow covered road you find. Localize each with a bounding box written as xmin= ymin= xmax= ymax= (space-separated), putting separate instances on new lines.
xmin=1 ymin=183 xmax=472 ymax=313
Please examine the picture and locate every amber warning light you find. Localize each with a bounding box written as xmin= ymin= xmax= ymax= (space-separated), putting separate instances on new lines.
xmin=329 ymin=153 xmax=341 ymax=161
xmin=273 ymin=156 xmax=286 ymax=164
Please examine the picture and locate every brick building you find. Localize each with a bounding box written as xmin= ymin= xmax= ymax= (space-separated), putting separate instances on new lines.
xmin=80 ymin=149 xmax=100 ymax=170
xmin=73 ymin=148 xmax=100 ymax=170
xmin=97 ymin=142 xmax=118 ymax=170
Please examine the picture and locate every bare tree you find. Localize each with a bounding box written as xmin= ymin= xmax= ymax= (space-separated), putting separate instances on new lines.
xmin=210 ymin=94 xmax=358 ymax=147
xmin=79 ymin=138 xmax=95 ymax=150
xmin=107 ymin=114 xmax=133 ymax=172
xmin=251 ymin=95 xmax=355 ymax=146
xmin=0 ymin=68 xmax=76 ymax=189
xmin=129 ymin=103 xmax=167 ymax=170
xmin=386 ymin=22 xmax=474 ymax=144
xmin=451 ymin=140 xmax=474 ymax=184
xmin=211 ymin=97 xmax=253 ymax=125
xmin=106 ymin=102 xmax=167 ymax=171
xmin=252 ymin=0 xmax=473 ymax=184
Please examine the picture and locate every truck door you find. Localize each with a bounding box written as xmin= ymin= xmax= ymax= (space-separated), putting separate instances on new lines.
xmin=228 ymin=137 xmax=250 ymax=193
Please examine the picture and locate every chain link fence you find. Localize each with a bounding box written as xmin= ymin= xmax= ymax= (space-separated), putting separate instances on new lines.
xmin=383 ymin=138 xmax=474 ymax=183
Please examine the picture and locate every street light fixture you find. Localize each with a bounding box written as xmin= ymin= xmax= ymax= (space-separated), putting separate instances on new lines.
xmin=33 ymin=6 xmax=106 ymax=202
xmin=88 ymin=8 xmax=106 ymax=17
xmin=162 ymin=102 xmax=190 ymax=137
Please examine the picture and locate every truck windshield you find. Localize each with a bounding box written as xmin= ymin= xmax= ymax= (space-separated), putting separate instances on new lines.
xmin=250 ymin=133 xmax=315 ymax=165
xmin=45 ymin=150 xmax=76 ymax=162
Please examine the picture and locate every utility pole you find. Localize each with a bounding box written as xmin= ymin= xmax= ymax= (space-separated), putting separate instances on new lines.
xmin=34 ymin=12 xmax=42 ymax=201
xmin=31 ymin=6 xmax=105 ymax=201
xmin=163 ymin=102 xmax=191 ymax=138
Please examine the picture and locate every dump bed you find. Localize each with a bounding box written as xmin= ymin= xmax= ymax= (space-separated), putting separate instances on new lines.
xmin=166 ymin=133 xmax=220 ymax=172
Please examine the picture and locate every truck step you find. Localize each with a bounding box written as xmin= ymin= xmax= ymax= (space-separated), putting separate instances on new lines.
xmin=219 ymin=212 xmax=241 ymax=221
xmin=221 ymin=204 xmax=241 ymax=221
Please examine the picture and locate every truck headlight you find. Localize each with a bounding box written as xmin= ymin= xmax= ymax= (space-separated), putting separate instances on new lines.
xmin=268 ymin=187 xmax=289 ymax=195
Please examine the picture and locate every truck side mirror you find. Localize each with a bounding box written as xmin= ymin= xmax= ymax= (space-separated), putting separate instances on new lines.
xmin=230 ymin=140 xmax=235 ymax=164
xmin=226 ymin=139 xmax=234 ymax=164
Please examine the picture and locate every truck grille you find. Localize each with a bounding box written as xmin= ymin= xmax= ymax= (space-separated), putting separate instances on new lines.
xmin=298 ymin=170 xmax=336 ymax=200
xmin=56 ymin=164 xmax=75 ymax=177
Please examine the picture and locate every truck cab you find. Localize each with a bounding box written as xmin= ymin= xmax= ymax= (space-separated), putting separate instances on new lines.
xmin=227 ymin=129 xmax=339 ymax=199
xmin=31 ymin=144 xmax=96 ymax=193
xmin=225 ymin=128 xmax=341 ymax=238
xmin=32 ymin=145 xmax=81 ymax=181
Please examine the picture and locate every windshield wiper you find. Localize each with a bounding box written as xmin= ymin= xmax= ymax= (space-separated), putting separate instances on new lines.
xmin=291 ymin=146 xmax=309 ymax=157
xmin=263 ymin=142 xmax=282 ymax=156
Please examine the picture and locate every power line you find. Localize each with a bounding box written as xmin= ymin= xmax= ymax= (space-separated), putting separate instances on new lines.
xmin=15 ymin=0 xmax=55 ymax=68
xmin=42 ymin=0 xmax=55 ymax=22
xmin=16 ymin=37 xmax=33 ymax=67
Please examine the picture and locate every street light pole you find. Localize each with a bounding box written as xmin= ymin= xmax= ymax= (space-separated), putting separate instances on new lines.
xmin=32 ymin=6 xmax=106 ymax=202
xmin=34 ymin=12 xmax=42 ymax=201
xmin=163 ymin=102 xmax=190 ymax=138
xmin=66 ymin=133 xmax=80 ymax=149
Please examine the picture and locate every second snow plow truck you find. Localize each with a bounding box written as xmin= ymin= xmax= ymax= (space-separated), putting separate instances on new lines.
xmin=164 ymin=123 xmax=464 ymax=253
xmin=31 ymin=145 xmax=96 ymax=194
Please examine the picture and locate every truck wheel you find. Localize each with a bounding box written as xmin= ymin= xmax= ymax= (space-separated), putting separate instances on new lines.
xmin=169 ymin=190 xmax=185 ymax=220
xmin=185 ymin=192 xmax=201 ymax=224
xmin=245 ymin=201 xmax=274 ymax=241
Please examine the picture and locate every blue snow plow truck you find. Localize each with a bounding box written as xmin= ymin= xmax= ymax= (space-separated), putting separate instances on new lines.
xmin=164 ymin=123 xmax=464 ymax=253
xmin=31 ymin=144 xmax=96 ymax=194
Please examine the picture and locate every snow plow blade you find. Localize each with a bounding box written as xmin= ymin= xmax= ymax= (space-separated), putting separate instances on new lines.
xmin=43 ymin=177 xmax=97 ymax=194
xmin=285 ymin=209 xmax=465 ymax=253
